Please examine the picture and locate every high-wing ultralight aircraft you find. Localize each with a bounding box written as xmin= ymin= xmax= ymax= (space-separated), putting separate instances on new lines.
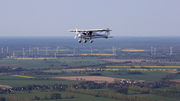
xmin=68 ymin=28 xmax=112 ymax=43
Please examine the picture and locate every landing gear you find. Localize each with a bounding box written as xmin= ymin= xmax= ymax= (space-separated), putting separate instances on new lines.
xmin=78 ymin=40 xmax=82 ymax=43
xmin=84 ymin=40 xmax=87 ymax=43
xmin=78 ymin=39 xmax=93 ymax=43
xmin=90 ymin=40 xmax=93 ymax=43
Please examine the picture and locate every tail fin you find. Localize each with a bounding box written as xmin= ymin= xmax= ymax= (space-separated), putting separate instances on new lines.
xmin=106 ymin=28 xmax=113 ymax=38
xmin=106 ymin=28 xmax=110 ymax=36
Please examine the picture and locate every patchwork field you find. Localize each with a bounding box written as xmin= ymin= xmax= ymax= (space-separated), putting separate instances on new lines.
xmin=0 ymin=37 xmax=180 ymax=101
xmin=41 ymin=70 xmax=170 ymax=81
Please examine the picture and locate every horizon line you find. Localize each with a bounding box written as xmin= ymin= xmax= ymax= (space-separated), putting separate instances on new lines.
xmin=0 ymin=36 xmax=179 ymax=37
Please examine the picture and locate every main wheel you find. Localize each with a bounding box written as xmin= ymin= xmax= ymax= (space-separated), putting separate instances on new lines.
xmin=84 ymin=40 xmax=87 ymax=43
xmin=78 ymin=40 xmax=81 ymax=43
xmin=90 ymin=40 xmax=93 ymax=43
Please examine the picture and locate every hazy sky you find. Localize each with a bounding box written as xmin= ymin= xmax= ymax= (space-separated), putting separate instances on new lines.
xmin=0 ymin=0 xmax=180 ymax=36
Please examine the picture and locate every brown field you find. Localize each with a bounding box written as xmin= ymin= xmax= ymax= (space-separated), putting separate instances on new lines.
xmin=169 ymin=79 xmax=180 ymax=83
xmin=0 ymin=63 xmax=37 ymax=66
xmin=0 ymin=85 xmax=12 ymax=89
xmin=102 ymin=59 xmax=157 ymax=63
xmin=52 ymin=76 xmax=116 ymax=83
xmin=51 ymin=76 xmax=145 ymax=83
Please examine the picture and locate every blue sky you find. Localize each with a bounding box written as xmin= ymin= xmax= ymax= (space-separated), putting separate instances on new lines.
xmin=0 ymin=0 xmax=180 ymax=36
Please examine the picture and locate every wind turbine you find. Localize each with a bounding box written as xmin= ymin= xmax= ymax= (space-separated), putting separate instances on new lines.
xmin=22 ymin=48 xmax=25 ymax=58
xmin=1 ymin=47 xmax=3 ymax=53
xmin=37 ymin=47 xmax=39 ymax=54
xmin=13 ymin=51 xmax=15 ymax=58
xmin=55 ymin=52 xmax=56 ymax=58
xmin=73 ymin=48 xmax=75 ymax=54
xmin=7 ymin=46 xmax=9 ymax=53
xmin=57 ymin=46 xmax=59 ymax=53
xmin=46 ymin=47 xmax=48 ymax=55
xmin=22 ymin=48 xmax=24 ymax=53
xmin=29 ymin=46 xmax=31 ymax=54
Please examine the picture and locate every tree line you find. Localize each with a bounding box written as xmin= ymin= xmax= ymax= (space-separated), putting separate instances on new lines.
xmin=66 ymin=88 xmax=164 ymax=101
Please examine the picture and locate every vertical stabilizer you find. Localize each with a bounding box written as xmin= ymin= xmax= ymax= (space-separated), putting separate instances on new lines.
xmin=106 ymin=28 xmax=110 ymax=36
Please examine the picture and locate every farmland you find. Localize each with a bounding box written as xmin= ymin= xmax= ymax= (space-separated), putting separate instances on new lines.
xmin=1 ymin=90 xmax=121 ymax=101
xmin=0 ymin=79 xmax=79 ymax=87
xmin=0 ymin=37 xmax=180 ymax=101
xmin=0 ymin=58 xmax=106 ymax=69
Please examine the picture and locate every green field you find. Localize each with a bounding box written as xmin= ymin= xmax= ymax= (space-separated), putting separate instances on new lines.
xmin=92 ymin=88 xmax=115 ymax=93
xmin=0 ymin=59 xmax=106 ymax=68
xmin=167 ymin=74 xmax=180 ymax=79
xmin=93 ymin=88 xmax=180 ymax=101
xmin=100 ymin=71 xmax=170 ymax=81
xmin=0 ymin=79 xmax=79 ymax=87
xmin=1 ymin=90 xmax=121 ymax=101
xmin=135 ymin=94 xmax=180 ymax=101
xmin=0 ymin=59 xmax=41 ymax=64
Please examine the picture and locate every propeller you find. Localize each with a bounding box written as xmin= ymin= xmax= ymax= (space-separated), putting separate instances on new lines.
xmin=74 ymin=28 xmax=78 ymax=39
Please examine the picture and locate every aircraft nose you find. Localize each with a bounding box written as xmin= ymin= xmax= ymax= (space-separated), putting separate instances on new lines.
xmin=78 ymin=34 xmax=81 ymax=38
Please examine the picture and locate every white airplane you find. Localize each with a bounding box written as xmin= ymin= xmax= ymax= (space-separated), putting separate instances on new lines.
xmin=68 ymin=28 xmax=112 ymax=43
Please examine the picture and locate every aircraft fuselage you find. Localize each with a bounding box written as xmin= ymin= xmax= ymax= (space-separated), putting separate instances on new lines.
xmin=78 ymin=33 xmax=108 ymax=39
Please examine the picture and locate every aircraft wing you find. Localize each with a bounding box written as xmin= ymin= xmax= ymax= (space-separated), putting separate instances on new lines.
xmin=68 ymin=29 xmax=112 ymax=32
xmin=85 ymin=29 xmax=112 ymax=32
xmin=68 ymin=30 xmax=85 ymax=32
